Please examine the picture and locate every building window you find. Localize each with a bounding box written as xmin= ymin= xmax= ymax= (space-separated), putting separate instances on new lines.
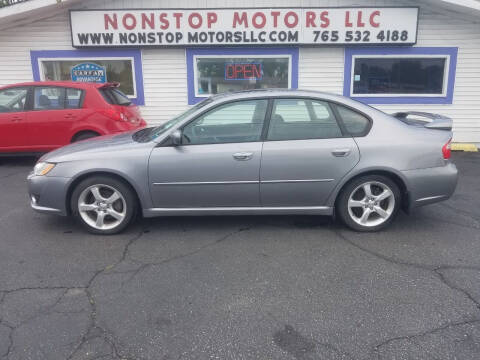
xmin=40 ymin=59 xmax=135 ymax=97
xmin=353 ymin=57 xmax=447 ymax=95
xmin=195 ymin=57 xmax=290 ymax=97
xmin=187 ymin=48 xmax=298 ymax=105
xmin=344 ymin=47 xmax=458 ymax=104
xmin=30 ymin=49 xmax=145 ymax=105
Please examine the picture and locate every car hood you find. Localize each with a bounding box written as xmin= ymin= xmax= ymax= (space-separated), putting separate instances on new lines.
xmin=41 ymin=131 xmax=148 ymax=163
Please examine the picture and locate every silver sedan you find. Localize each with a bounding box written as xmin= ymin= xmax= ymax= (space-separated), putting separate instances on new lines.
xmin=28 ymin=90 xmax=458 ymax=234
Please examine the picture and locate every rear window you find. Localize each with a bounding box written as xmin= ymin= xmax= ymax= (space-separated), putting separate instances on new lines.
xmin=99 ymin=88 xmax=132 ymax=106
xmin=335 ymin=105 xmax=371 ymax=136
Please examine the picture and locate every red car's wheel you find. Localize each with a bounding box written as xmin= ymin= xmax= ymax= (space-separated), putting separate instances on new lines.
xmin=72 ymin=131 xmax=99 ymax=143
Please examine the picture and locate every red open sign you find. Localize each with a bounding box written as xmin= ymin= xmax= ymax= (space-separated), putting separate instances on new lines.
xmin=225 ymin=63 xmax=262 ymax=80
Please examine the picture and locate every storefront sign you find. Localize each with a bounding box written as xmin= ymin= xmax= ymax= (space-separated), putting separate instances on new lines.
xmin=70 ymin=62 xmax=107 ymax=83
xmin=225 ymin=63 xmax=262 ymax=80
xmin=70 ymin=7 xmax=419 ymax=47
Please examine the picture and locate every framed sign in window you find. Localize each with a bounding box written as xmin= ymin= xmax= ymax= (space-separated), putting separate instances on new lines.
xmin=30 ymin=49 xmax=145 ymax=105
xmin=186 ymin=47 xmax=299 ymax=104
xmin=344 ymin=47 xmax=458 ymax=104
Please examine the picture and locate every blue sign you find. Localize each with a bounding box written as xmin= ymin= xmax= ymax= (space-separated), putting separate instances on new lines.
xmin=71 ymin=62 xmax=106 ymax=83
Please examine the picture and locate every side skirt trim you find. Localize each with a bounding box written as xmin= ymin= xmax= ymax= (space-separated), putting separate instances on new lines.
xmin=415 ymin=195 xmax=447 ymax=203
xmin=143 ymin=206 xmax=333 ymax=217
xmin=152 ymin=179 xmax=334 ymax=186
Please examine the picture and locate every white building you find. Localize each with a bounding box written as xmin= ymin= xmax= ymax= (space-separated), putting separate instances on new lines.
xmin=1 ymin=0 xmax=480 ymax=144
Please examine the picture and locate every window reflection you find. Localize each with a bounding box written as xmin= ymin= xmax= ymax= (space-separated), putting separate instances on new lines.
xmin=195 ymin=57 xmax=289 ymax=96
xmin=41 ymin=60 xmax=135 ymax=96
xmin=353 ymin=57 xmax=446 ymax=95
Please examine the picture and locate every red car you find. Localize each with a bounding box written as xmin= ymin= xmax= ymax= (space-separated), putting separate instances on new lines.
xmin=0 ymin=81 xmax=146 ymax=154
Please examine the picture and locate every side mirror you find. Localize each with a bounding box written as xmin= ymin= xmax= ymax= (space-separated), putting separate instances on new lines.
xmin=170 ymin=130 xmax=182 ymax=146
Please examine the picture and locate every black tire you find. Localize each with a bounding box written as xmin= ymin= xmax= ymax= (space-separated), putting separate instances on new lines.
xmin=71 ymin=176 xmax=137 ymax=235
xmin=336 ymin=175 xmax=401 ymax=232
xmin=72 ymin=131 xmax=99 ymax=143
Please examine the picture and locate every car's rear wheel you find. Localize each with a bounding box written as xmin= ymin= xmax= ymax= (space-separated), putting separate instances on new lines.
xmin=72 ymin=131 xmax=99 ymax=143
xmin=71 ymin=176 xmax=137 ymax=235
xmin=337 ymin=175 xmax=400 ymax=232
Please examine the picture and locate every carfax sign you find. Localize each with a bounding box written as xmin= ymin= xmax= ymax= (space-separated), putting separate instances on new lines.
xmin=71 ymin=63 xmax=107 ymax=83
xmin=70 ymin=7 xmax=419 ymax=47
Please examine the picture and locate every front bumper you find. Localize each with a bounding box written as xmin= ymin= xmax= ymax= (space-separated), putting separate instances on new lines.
xmin=27 ymin=173 xmax=71 ymax=216
xmin=402 ymin=162 xmax=458 ymax=209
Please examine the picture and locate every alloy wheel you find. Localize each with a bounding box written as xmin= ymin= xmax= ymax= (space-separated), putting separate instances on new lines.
xmin=347 ymin=181 xmax=395 ymax=227
xmin=77 ymin=184 xmax=126 ymax=231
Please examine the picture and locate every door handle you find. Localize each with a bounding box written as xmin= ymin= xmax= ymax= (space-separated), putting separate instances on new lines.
xmin=64 ymin=114 xmax=75 ymax=119
xmin=10 ymin=116 xmax=21 ymax=122
xmin=331 ymin=148 xmax=351 ymax=157
xmin=233 ymin=152 xmax=254 ymax=161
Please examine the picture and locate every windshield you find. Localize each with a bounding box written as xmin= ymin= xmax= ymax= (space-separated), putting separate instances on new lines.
xmin=148 ymin=98 xmax=213 ymax=139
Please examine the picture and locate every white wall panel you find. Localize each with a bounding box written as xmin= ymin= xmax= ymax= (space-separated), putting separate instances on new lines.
xmin=0 ymin=0 xmax=479 ymax=141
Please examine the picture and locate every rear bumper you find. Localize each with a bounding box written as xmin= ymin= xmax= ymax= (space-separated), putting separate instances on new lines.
xmin=27 ymin=173 xmax=70 ymax=216
xmin=402 ymin=162 xmax=458 ymax=209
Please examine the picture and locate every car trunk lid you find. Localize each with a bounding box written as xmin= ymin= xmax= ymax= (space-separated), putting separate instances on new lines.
xmin=392 ymin=111 xmax=452 ymax=130
xmin=392 ymin=111 xmax=453 ymax=160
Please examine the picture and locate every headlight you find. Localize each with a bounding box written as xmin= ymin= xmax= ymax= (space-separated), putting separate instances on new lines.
xmin=33 ymin=162 xmax=56 ymax=176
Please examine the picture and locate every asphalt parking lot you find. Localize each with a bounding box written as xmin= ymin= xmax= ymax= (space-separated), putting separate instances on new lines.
xmin=0 ymin=153 xmax=479 ymax=360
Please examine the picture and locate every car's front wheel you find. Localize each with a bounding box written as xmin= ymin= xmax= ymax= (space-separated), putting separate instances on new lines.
xmin=337 ymin=175 xmax=401 ymax=232
xmin=71 ymin=176 xmax=137 ymax=234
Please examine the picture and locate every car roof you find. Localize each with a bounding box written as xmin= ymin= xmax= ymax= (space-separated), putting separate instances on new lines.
xmin=208 ymin=88 xmax=351 ymax=104
xmin=206 ymin=88 xmax=380 ymax=114
xmin=0 ymin=81 xmax=117 ymax=90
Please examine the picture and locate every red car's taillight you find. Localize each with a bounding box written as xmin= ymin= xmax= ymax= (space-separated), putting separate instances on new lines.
xmin=442 ymin=138 xmax=452 ymax=160
xmin=101 ymin=108 xmax=126 ymax=122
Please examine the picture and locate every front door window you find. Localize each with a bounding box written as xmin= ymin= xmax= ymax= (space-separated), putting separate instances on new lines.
xmin=0 ymin=87 xmax=28 ymax=113
xmin=182 ymin=99 xmax=268 ymax=145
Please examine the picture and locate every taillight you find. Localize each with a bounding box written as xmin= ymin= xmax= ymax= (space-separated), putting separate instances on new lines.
xmin=442 ymin=138 xmax=452 ymax=160
xmin=101 ymin=108 xmax=126 ymax=122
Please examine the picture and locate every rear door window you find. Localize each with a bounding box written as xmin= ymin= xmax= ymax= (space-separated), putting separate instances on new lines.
xmin=33 ymin=87 xmax=66 ymax=110
xmin=65 ymin=88 xmax=84 ymax=109
xmin=267 ymin=99 xmax=343 ymax=141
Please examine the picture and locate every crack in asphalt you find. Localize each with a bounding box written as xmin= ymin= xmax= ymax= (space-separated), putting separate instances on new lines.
xmin=66 ymin=227 xmax=147 ymax=360
xmin=371 ymin=318 xmax=480 ymax=358
xmin=2 ymin=197 xmax=479 ymax=359
xmin=1 ymin=222 xmax=252 ymax=360
xmin=0 ymin=320 xmax=14 ymax=359
xmin=434 ymin=267 xmax=480 ymax=309
xmin=331 ymin=227 xmax=480 ymax=358
xmin=332 ymin=227 xmax=480 ymax=298
xmin=112 ymin=226 xmax=253 ymax=289
xmin=0 ymin=225 xmax=147 ymax=360
xmin=0 ymin=288 xmax=84 ymax=359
